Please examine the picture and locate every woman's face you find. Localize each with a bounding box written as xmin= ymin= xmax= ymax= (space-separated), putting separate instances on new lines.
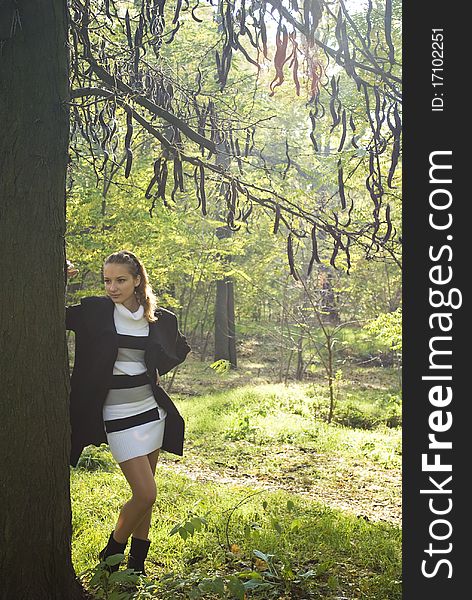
xmin=103 ymin=263 xmax=141 ymax=305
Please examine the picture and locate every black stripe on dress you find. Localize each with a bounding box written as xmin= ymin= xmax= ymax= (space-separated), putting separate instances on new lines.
xmin=109 ymin=373 xmax=150 ymax=389
xmin=104 ymin=407 xmax=161 ymax=433
xmin=115 ymin=334 xmax=148 ymax=350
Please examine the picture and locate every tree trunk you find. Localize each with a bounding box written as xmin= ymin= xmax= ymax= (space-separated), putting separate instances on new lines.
xmin=214 ymin=279 xmax=229 ymax=360
xmin=214 ymin=274 xmax=237 ymax=368
xmin=0 ymin=3 xmax=89 ymax=599
xmin=226 ymin=276 xmax=237 ymax=368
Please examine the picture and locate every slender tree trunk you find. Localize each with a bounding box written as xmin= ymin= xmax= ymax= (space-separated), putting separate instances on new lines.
xmin=296 ymin=333 xmax=304 ymax=380
xmin=0 ymin=4 xmax=89 ymax=599
xmin=226 ymin=276 xmax=237 ymax=368
xmin=327 ymin=336 xmax=335 ymax=423
xmin=214 ymin=278 xmax=229 ymax=360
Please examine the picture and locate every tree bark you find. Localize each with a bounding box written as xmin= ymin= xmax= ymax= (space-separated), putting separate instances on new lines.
xmin=0 ymin=3 xmax=90 ymax=599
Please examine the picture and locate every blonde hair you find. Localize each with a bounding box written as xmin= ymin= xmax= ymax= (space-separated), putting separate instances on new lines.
xmin=103 ymin=250 xmax=158 ymax=323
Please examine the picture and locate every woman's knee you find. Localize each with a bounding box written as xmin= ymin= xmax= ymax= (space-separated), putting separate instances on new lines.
xmin=133 ymin=482 xmax=157 ymax=508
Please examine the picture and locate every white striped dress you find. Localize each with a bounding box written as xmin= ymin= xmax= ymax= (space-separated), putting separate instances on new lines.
xmin=102 ymin=302 xmax=167 ymax=463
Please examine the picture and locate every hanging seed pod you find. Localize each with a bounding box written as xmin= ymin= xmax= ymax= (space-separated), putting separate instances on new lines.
xmin=269 ymin=23 xmax=289 ymax=96
xmin=244 ymin=128 xmax=251 ymax=157
xmin=345 ymin=237 xmax=352 ymax=274
xmin=287 ymin=234 xmax=299 ymax=281
xmin=260 ymin=15 xmax=268 ymax=58
xmin=340 ymin=197 xmax=354 ymax=228
xmin=124 ymin=109 xmax=133 ymax=179
xmin=173 ymin=0 xmax=182 ymax=23
xmin=199 ymin=164 xmax=207 ymax=215
xmin=191 ymin=1 xmax=203 ymax=23
xmin=309 ymin=110 xmax=319 ymax=152
xmin=241 ymin=199 xmax=253 ymax=223
xmin=349 ymin=113 xmax=359 ymax=148
xmin=382 ymin=204 xmax=393 ymax=244
xmin=337 ymin=109 xmax=347 ymax=152
xmin=166 ymin=20 xmax=181 ymax=44
xmin=125 ymin=9 xmax=133 ymax=49
xmin=283 ymin=139 xmax=291 ymax=179
xmin=193 ymin=165 xmax=202 ymax=211
xmin=329 ymin=75 xmax=341 ymax=130
xmin=337 ymin=159 xmax=347 ymax=210
xmin=145 ymin=158 xmax=161 ymax=199
xmin=330 ymin=238 xmax=341 ymax=269
xmin=307 ymin=224 xmax=321 ymax=276
xmin=385 ymin=0 xmax=395 ymax=64
xmin=158 ymin=160 xmax=169 ymax=205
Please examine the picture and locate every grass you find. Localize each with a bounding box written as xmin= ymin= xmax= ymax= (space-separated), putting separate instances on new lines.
xmin=71 ymin=355 xmax=402 ymax=599
xmin=72 ymin=465 xmax=401 ymax=599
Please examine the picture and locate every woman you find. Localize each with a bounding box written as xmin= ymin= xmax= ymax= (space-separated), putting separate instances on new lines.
xmin=66 ymin=250 xmax=191 ymax=576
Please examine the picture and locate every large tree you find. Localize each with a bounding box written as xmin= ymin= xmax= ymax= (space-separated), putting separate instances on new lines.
xmin=0 ymin=0 xmax=401 ymax=597
xmin=0 ymin=2 xmax=88 ymax=599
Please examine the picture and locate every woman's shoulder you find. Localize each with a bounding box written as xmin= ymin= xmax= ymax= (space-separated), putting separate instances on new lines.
xmin=154 ymin=306 xmax=178 ymax=324
xmin=80 ymin=295 xmax=110 ymax=305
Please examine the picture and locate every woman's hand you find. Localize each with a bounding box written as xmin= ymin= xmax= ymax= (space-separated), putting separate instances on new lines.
xmin=155 ymin=368 xmax=161 ymax=385
xmin=67 ymin=260 xmax=79 ymax=279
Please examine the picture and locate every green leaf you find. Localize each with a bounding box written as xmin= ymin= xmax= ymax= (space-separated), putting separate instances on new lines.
xmin=105 ymin=553 xmax=124 ymax=566
xmin=178 ymin=527 xmax=188 ymax=540
xmin=287 ymin=499 xmax=295 ymax=511
xmin=253 ymin=549 xmax=270 ymax=562
xmin=109 ymin=570 xmax=139 ymax=587
xmin=227 ymin=575 xmax=246 ymax=600
xmin=243 ymin=579 xmax=273 ymax=590
xmin=212 ymin=576 xmax=226 ymax=595
xmin=327 ymin=575 xmax=339 ymax=589
xmin=169 ymin=523 xmax=181 ymax=536
xmin=184 ymin=521 xmax=195 ymax=535
xmin=237 ymin=570 xmax=263 ymax=580
xmin=271 ymin=517 xmax=282 ymax=533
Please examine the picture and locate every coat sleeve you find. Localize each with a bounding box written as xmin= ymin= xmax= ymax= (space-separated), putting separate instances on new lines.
xmin=65 ymin=303 xmax=83 ymax=332
xmin=176 ymin=327 xmax=191 ymax=361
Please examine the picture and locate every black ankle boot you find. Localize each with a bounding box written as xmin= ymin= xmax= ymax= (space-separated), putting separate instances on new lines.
xmin=127 ymin=536 xmax=151 ymax=576
xmin=98 ymin=530 xmax=128 ymax=573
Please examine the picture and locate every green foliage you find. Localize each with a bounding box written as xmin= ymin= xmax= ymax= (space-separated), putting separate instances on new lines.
xmin=169 ymin=514 xmax=209 ymax=541
xmin=76 ymin=444 xmax=116 ymax=472
xmin=365 ymin=308 xmax=402 ymax=353
xmin=82 ymin=554 xmax=155 ymax=600
xmin=210 ymin=360 xmax=232 ymax=375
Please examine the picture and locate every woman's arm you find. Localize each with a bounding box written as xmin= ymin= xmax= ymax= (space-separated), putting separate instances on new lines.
xmin=65 ymin=261 xmax=81 ymax=331
xmin=65 ymin=304 xmax=82 ymax=331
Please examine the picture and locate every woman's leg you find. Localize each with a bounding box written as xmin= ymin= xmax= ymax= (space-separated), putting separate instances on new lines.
xmin=112 ymin=454 xmax=157 ymax=543
xmin=131 ymin=448 xmax=160 ymax=540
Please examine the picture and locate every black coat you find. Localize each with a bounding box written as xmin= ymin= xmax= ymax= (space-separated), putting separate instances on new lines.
xmin=66 ymin=296 xmax=191 ymax=467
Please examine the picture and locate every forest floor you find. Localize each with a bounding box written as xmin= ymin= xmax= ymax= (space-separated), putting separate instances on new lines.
xmin=160 ymin=447 xmax=401 ymax=526
xmin=160 ymin=353 xmax=402 ymax=526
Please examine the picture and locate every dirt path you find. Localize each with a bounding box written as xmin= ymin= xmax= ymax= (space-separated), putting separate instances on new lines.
xmin=160 ymin=450 xmax=402 ymax=526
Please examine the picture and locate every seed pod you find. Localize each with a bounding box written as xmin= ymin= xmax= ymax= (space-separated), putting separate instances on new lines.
xmin=337 ymin=159 xmax=346 ymax=210
xmin=199 ymin=164 xmax=207 ymax=215
xmin=307 ymin=224 xmax=321 ymax=276
xmin=337 ymin=109 xmax=347 ymax=152
xmin=287 ymin=234 xmax=299 ymax=281
xmin=124 ymin=109 xmax=133 ymax=179
xmin=382 ymin=204 xmax=393 ymax=244
xmin=125 ymin=9 xmax=133 ymax=49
